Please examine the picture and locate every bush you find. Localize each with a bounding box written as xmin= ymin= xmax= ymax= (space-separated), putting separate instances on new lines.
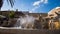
xmin=9 ymin=11 xmax=15 ymax=18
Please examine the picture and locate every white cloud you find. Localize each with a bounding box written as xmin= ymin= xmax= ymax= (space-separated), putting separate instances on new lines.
xmin=29 ymin=6 xmax=40 ymax=13
xmin=33 ymin=0 xmax=48 ymax=6
xmin=33 ymin=1 xmax=40 ymax=6
xmin=32 ymin=6 xmax=40 ymax=11
xmin=31 ymin=0 xmax=48 ymax=13
xmin=44 ymin=0 xmax=48 ymax=4
xmin=33 ymin=0 xmax=44 ymax=6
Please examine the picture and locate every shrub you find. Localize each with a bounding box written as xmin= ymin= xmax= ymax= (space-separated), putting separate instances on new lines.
xmin=9 ymin=11 xmax=15 ymax=18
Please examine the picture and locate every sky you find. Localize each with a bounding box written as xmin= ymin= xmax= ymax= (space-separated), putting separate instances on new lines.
xmin=1 ymin=0 xmax=60 ymax=13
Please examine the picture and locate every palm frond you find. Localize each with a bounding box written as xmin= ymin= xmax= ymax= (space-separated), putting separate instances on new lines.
xmin=7 ymin=0 xmax=15 ymax=7
xmin=0 ymin=0 xmax=3 ymax=10
xmin=0 ymin=0 xmax=15 ymax=10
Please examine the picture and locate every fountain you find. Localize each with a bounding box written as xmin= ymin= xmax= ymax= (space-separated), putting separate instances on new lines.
xmin=0 ymin=13 xmax=60 ymax=34
xmin=14 ymin=15 xmax=36 ymax=29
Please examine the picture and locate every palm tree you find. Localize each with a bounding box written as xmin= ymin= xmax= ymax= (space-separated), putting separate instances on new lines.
xmin=0 ymin=0 xmax=15 ymax=10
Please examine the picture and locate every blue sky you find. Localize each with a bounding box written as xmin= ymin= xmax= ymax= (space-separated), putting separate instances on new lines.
xmin=1 ymin=0 xmax=60 ymax=13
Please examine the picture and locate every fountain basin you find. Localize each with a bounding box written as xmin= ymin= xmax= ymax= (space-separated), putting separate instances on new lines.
xmin=0 ymin=27 xmax=60 ymax=34
xmin=0 ymin=27 xmax=47 ymax=34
